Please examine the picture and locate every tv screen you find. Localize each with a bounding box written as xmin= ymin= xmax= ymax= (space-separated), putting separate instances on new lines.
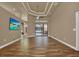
xmin=9 ymin=18 xmax=20 ymax=30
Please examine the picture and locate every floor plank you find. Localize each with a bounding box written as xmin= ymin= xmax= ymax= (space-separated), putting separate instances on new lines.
xmin=0 ymin=37 xmax=79 ymax=57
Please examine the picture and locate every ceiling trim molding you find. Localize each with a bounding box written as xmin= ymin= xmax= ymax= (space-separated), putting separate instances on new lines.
xmin=46 ymin=2 xmax=54 ymax=16
xmin=27 ymin=2 xmax=45 ymax=14
xmin=44 ymin=2 xmax=49 ymax=14
xmin=29 ymin=11 xmax=47 ymax=16
xmin=21 ymin=2 xmax=39 ymax=16
xmin=21 ymin=2 xmax=28 ymax=13
xmin=21 ymin=2 xmax=54 ymax=16
xmin=22 ymin=2 xmax=44 ymax=16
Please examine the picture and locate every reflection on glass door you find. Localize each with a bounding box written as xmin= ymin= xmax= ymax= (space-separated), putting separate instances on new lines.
xmin=35 ymin=20 xmax=48 ymax=49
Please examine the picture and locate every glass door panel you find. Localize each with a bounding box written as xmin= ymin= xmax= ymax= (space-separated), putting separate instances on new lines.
xmin=35 ymin=21 xmax=48 ymax=49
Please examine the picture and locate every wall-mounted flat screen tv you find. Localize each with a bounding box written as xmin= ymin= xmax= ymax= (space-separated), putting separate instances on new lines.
xmin=9 ymin=18 xmax=20 ymax=30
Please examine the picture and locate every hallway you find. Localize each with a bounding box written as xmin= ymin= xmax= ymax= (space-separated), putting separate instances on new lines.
xmin=0 ymin=2 xmax=79 ymax=57
xmin=0 ymin=37 xmax=79 ymax=57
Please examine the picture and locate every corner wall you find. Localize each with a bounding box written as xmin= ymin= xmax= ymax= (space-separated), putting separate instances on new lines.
xmin=49 ymin=2 xmax=79 ymax=49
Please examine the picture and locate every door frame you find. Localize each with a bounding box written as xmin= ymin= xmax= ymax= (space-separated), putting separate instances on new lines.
xmin=76 ymin=11 xmax=79 ymax=51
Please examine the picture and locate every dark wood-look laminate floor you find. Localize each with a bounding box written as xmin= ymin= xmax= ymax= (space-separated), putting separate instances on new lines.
xmin=0 ymin=37 xmax=79 ymax=57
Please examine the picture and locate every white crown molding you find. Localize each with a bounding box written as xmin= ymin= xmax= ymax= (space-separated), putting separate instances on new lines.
xmin=21 ymin=2 xmax=38 ymax=16
xmin=21 ymin=2 xmax=28 ymax=13
xmin=46 ymin=2 xmax=54 ymax=16
xmin=27 ymin=2 xmax=45 ymax=15
xmin=27 ymin=2 xmax=48 ymax=15
xmin=44 ymin=2 xmax=49 ymax=14
xmin=21 ymin=2 xmax=54 ymax=16
xmin=22 ymin=2 xmax=38 ymax=16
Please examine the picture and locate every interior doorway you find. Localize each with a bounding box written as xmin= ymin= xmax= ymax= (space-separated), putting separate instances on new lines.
xmin=35 ymin=20 xmax=48 ymax=49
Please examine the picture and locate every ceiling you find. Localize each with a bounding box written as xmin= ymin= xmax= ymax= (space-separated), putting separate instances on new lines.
xmin=0 ymin=2 xmax=26 ymax=17
xmin=23 ymin=2 xmax=54 ymax=16
xmin=27 ymin=2 xmax=47 ymax=12
xmin=0 ymin=2 xmax=59 ymax=20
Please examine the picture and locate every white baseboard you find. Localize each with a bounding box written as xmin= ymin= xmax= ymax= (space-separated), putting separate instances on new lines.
xmin=0 ymin=35 xmax=34 ymax=49
xmin=0 ymin=38 xmax=21 ymax=49
xmin=0 ymin=35 xmax=77 ymax=51
xmin=49 ymin=35 xmax=78 ymax=51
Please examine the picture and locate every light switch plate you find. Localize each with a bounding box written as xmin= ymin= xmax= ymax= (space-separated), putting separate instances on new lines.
xmin=73 ymin=28 xmax=76 ymax=31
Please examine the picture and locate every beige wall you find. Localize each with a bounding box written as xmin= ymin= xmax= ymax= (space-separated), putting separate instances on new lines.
xmin=27 ymin=14 xmax=35 ymax=36
xmin=0 ymin=7 xmax=21 ymax=47
xmin=49 ymin=2 xmax=79 ymax=48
